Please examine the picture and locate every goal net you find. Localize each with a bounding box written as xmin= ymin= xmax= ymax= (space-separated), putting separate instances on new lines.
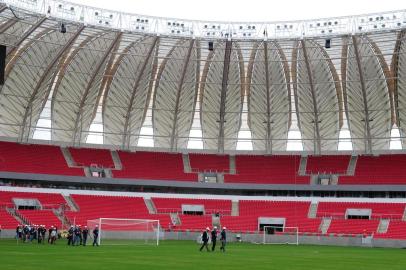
xmin=262 ymin=226 xmax=299 ymax=245
xmin=87 ymin=218 xmax=160 ymax=246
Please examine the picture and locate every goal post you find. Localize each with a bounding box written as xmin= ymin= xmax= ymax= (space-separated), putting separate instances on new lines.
xmin=262 ymin=226 xmax=299 ymax=245
xmin=87 ymin=218 xmax=160 ymax=246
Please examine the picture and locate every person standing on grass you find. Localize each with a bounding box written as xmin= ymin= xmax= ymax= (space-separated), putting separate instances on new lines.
xmin=78 ymin=225 xmax=83 ymax=245
xmin=82 ymin=226 xmax=89 ymax=246
xmin=220 ymin=227 xmax=227 ymax=252
xmin=50 ymin=227 xmax=57 ymax=244
xmin=16 ymin=224 xmax=22 ymax=240
xmin=23 ymin=225 xmax=30 ymax=242
xmin=73 ymin=225 xmax=81 ymax=246
xmin=199 ymin=227 xmax=210 ymax=252
xmin=40 ymin=225 xmax=46 ymax=244
xmin=211 ymin=226 xmax=218 ymax=251
xmin=31 ymin=225 xmax=38 ymax=242
xmin=92 ymin=225 xmax=99 ymax=246
xmin=48 ymin=226 xmax=53 ymax=243
xmin=67 ymin=225 xmax=74 ymax=245
xmin=38 ymin=225 xmax=44 ymax=244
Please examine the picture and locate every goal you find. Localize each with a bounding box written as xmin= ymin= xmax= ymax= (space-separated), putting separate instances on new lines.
xmin=262 ymin=226 xmax=299 ymax=245
xmin=87 ymin=218 xmax=160 ymax=246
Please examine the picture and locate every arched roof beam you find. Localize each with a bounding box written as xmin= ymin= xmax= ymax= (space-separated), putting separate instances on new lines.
xmin=0 ymin=17 xmax=18 ymax=35
xmin=72 ymin=32 xmax=122 ymax=143
xmin=170 ymin=39 xmax=195 ymax=151
xmin=122 ymin=36 xmax=159 ymax=148
xmin=18 ymin=24 xmax=85 ymax=142
xmin=391 ymin=30 xmax=406 ymax=127
xmin=5 ymin=16 xmax=46 ymax=59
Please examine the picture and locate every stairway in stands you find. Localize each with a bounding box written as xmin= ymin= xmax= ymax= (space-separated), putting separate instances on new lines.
xmin=6 ymin=207 xmax=27 ymax=224
xmin=308 ymin=201 xmax=318 ymax=218
xmin=231 ymin=200 xmax=239 ymax=216
xmin=319 ymin=218 xmax=332 ymax=234
xmin=144 ymin=198 xmax=157 ymax=214
xmin=377 ymin=219 xmax=390 ymax=234
xmin=298 ymin=156 xmax=307 ymax=176
xmin=346 ymin=155 xmax=358 ymax=176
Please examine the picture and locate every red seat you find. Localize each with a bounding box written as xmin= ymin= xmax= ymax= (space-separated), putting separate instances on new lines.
xmin=339 ymin=155 xmax=406 ymax=185
xmin=152 ymin=197 xmax=232 ymax=215
xmin=18 ymin=210 xmax=61 ymax=228
xmin=113 ymin=151 xmax=197 ymax=181
xmin=317 ymin=202 xmax=406 ymax=219
xmin=189 ymin=154 xmax=229 ymax=173
xmin=0 ymin=141 xmax=83 ymax=176
xmin=0 ymin=209 xmax=19 ymax=229
xmin=327 ymin=219 xmax=379 ymax=235
xmin=224 ymin=155 xmax=310 ymax=184
xmin=306 ymin=155 xmax=350 ymax=175
xmin=69 ymin=147 xmax=115 ymax=168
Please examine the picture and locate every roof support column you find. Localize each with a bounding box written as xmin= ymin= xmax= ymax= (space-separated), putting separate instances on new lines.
xmin=352 ymin=35 xmax=372 ymax=154
xmin=170 ymin=39 xmax=195 ymax=151
xmin=217 ymin=40 xmax=232 ymax=153
xmin=263 ymin=41 xmax=273 ymax=154
xmin=300 ymin=40 xmax=321 ymax=155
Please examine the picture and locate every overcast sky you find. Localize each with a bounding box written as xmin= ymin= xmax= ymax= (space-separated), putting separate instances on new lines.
xmin=68 ymin=0 xmax=405 ymax=22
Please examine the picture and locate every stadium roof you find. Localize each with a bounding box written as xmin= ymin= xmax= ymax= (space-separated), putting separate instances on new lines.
xmin=0 ymin=0 xmax=405 ymax=154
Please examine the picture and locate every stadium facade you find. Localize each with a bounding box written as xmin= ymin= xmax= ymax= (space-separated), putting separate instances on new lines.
xmin=1 ymin=0 xmax=406 ymax=248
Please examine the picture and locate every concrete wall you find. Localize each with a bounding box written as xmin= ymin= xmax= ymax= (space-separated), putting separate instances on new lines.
xmin=1 ymin=229 xmax=405 ymax=248
xmin=2 ymin=186 xmax=406 ymax=204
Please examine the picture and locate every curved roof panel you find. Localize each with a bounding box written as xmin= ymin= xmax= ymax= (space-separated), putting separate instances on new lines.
xmin=0 ymin=4 xmax=403 ymax=154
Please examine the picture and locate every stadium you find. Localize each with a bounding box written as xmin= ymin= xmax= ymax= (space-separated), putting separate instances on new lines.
xmin=0 ymin=0 xmax=406 ymax=269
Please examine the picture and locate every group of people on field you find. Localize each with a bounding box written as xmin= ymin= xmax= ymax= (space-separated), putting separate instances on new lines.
xmin=67 ymin=225 xmax=99 ymax=246
xmin=200 ymin=226 xmax=227 ymax=252
xmin=14 ymin=224 xmax=99 ymax=246
xmin=15 ymin=224 xmax=59 ymax=244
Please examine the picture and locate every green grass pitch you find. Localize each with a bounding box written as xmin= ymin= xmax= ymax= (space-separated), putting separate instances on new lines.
xmin=0 ymin=239 xmax=405 ymax=270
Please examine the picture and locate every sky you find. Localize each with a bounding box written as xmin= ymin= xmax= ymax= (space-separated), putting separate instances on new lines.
xmin=68 ymin=0 xmax=406 ymax=22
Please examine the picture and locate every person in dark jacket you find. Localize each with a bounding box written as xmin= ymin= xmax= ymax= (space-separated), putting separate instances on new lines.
xmin=211 ymin=226 xmax=218 ymax=251
xmin=220 ymin=227 xmax=227 ymax=252
xmin=30 ymin=225 xmax=37 ymax=242
xmin=23 ymin=225 xmax=30 ymax=242
xmin=199 ymin=227 xmax=210 ymax=252
xmin=40 ymin=225 xmax=46 ymax=244
xmin=16 ymin=225 xmax=22 ymax=240
xmin=38 ymin=225 xmax=45 ymax=244
xmin=47 ymin=226 xmax=53 ymax=243
xmin=74 ymin=225 xmax=82 ymax=246
xmin=67 ymin=225 xmax=74 ymax=245
xmin=82 ymin=226 xmax=89 ymax=246
xmin=78 ymin=225 xmax=83 ymax=245
xmin=92 ymin=225 xmax=99 ymax=246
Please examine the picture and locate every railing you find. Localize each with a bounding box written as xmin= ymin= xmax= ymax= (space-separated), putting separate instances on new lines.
xmin=156 ymin=207 xmax=232 ymax=216
xmin=0 ymin=202 xmax=70 ymax=211
xmin=317 ymin=212 xmax=404 ymax=220
xmin=190 ymin=168 xmax=234 ymax=174
xmin=1 ymin=0 xmax=406 ymax=39
xmin=306 ymin=170 xmax=348 ymax=175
